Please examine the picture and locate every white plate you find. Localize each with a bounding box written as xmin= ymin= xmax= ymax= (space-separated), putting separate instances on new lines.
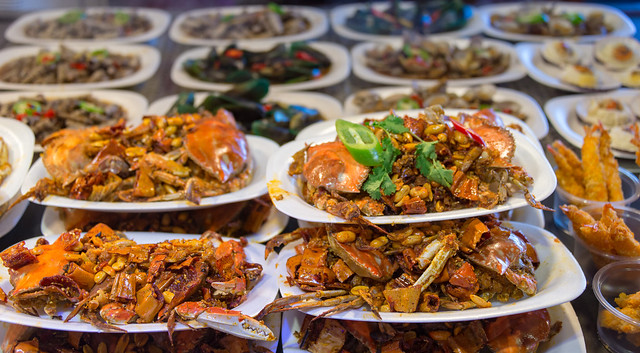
xmin=281 ymin=302 xmax=586 ymax=352
xmin=351 ymin=38 xmax=525 ymax=87
xmin=21 ymin=135 xmax=279 ymax=212
xmin=479 ymin=2 xmax=636 ymax=43
xmin=276 ymin=221 xmax=585 ymax=322
xmin=517 ymin=42 xmax=622 ymax=93
xmin=147 ymin=91 xmax=343 ymax=121
xmin=295 ymin=109 xmax=544 ymax=153
xmin=544 ymin=88 xmax=640 ymax=159
xmin=0 ymin=44 xmax=161 ymax=91
xmin=0 ymin=197 xmax=28 ymax=239
xmin=343 ymin=86 xmax=549 ymax=139
xmin=0 ymin=232 xmax=279 ymax=333
xmin=170 ymin=42 xmax=350 ymax=93
xmin=330 ymin=3 xmax=483 ymax=42
xmin=0 ymin=90 xmax=148 ymax=152
xmin=0 ymin=117 xmax=34 ymax=207
xmin=41 ymin=205 xmax=289 ymax=244
xmin=5 ymin=7 xmax=171 ymax=45
xmin=169 ymin=5 xmax=328 ymax=46
xmin=270 ymin=126 xmax=555 ymax=225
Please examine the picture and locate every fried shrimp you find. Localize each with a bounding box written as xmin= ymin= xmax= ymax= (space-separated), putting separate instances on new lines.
xmin=632 ymin=123 xmax=640 ymax=167
xmin=599 ymin=127 xmax=624 ymax=201
xmin=582 ymin=125 xmax=608 ymax=201
xmin=547 ymin=144 xmax=584 ymax=197
xmin=552 ymin=140 xmax=583 ymax=184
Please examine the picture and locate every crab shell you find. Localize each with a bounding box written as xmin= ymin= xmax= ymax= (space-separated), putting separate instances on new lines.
xmin=185 ymin=110 xmax=249 ymax=183
xmin=302 ymin=141 xmax=370 ymax=193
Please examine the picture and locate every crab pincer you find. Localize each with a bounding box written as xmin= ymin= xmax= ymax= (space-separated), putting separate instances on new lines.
xmin=174 ymin=302 xmax=275 ymax=341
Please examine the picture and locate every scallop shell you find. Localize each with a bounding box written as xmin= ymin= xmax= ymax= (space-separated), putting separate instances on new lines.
xmin=540 ymin=40 xmax=580 ymax=68
xmin=594 ymin=37 xmax=640 ymax=71
xmin=575 ymin=97 xmax=634 ymax=128
xmin=560 ymin=64 xmax=599 ymax=89
xmin=621 ymin=68 xmax=640 ymax=88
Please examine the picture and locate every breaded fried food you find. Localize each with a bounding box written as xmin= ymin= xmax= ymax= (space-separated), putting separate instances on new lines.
xmin=582 ymin=125 xmax=608 ymax=201
xmin=599 ymin=127 xmax=624 ymax=201
xmin=547 ymin=144 xmax=585 ymax=197
xmin=601 ymin=290 xmax=640 ymax=346
xmin=632 ymin=123 xmax=640 ymax=167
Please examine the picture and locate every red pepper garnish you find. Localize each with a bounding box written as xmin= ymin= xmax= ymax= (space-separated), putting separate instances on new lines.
xmin=15 ymin=113 xmax=26 ymax=121
xmin=43 ymin=109 xmax=56 ymax=119
xmin=263 ymin=103 xmax=273 ymax=112
xmin=251 ymin=62 xmax=267 ymax=71
xmin=294 ymin=51 xmax=316 ymax=62
xmin=482 ymin=65 xmax=493 ymax=75
xmin=70 ymin=62 xmax=86 ymax=70
xmin=225 ymin=49 xmax=244 ymax=59
xmin=448 ymin=118 xmax=486 ymax=147
xmin=410 ymin=93 xmax=424 ymax=108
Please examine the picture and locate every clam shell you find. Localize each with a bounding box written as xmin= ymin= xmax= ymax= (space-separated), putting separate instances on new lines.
xmin=574 ymin=97 xmax=635 ymax=128
xmin=594 ymin=36 xmax=640 ymax=71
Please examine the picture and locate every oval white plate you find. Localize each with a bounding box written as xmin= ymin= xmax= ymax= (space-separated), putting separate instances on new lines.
xmin=5 ymin=7 xmax=171 ymax=45
xmin=343 ymin=87 xmax=549 ymax=139
xmin=0 ymin=44 xmax=161 ymax=91
xmin=544 ymin=88 xmax=639 ymax=159
xmin=352 ymin=38 xmax=525 ymax=87
xmin=0 ymin=232 xmax=278 ymax=333
xmin=296 ymin=109 xmax=544 ymax=153
xmin=276 ymin=221 xmax=585 ymax=322
xmin=147 ymin=91 xmax=343 ymax=121
xmin=330 ymin=3 xmax=483 ymax=42
xmin=479 ymin=2 xmax=636 ymax=43
xmin=170 ymin=42 xmax=350 ymax=93
xmin=41 ymin=205 xmax=289 ymax=244
xmin=0 ymin=90 xmax=148 ymax=152
xmin=0 ymin=197 xmax=28 ymax=239
xmin=21 ymin=135 xmax=279 ymax=212
xmin=516 ymin=42 xmax=621 ymax=93
xmin=0 ymin=117 xmax=34 ymax=207
xmin=280 ymin=302 xmax=586 ymax=352
xmin=169 ymin=5 xmax=328 ymax=46
xmin=269 ymin=127 xmax=555 ymax=225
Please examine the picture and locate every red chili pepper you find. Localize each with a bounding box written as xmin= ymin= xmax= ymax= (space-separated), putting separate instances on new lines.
xmin=70 ymin=62 xmax=86 ymax=70
xmin=449 ymin=118 xmax=486 ymax=147
xmin=225 ymin=48 xmax=244 ymax=59
xmin=294 ymin=51 xmax=316 ymax=62
xmin=43 ymin=109 xmax=56 ymax=119
xmin=482 ymin=65 xmax=493 ymax=75
xmin=251 ymin=62 xmax=267 ymax=71
xmin=15 ymin=113 xmax=26 ymax=121
xmin=410 ymin=93 xmax=424 ymax=108
xmin=263 ymin=103 xmax=273 ymax=112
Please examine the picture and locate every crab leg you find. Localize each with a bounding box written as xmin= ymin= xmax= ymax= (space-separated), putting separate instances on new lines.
xmin=255 ymin=290 xmax=347 ymax=319
xmin=313 ymin=297 xmax=366 ymax=320
xmin=413 ymin=235 xmax=458 ymax=291
xmin=293 ymin=294 xmax=359 ymax=309
xmin=175 ymin=303 xmax=274 ymax=341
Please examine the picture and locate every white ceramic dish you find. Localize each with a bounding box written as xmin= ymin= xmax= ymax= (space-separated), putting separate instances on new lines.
xmin=269 ymin=128 xmax=555 ymax=225
xmin=516 ymin=42 xmax=622 ymax=92
xmin=281 ymin=302 xmax=586 ymax=352
xmin=170 ymin=42 xmax=350 ymax=93
xmin=0 ymin=90 xmax=148 ymax=152
xmin=330 ymin=3 xmax=483 ymax=42
xmin=544 ymin=88 xmax=639 ymax=159
xmin=343 ymin=87 xmax=549 ymax=139
xmin=5 ymin=7 xmax=171 ymax=45
xmin=295 ymin=109 xmax=544 ymax=153
xmin=147 ymin=91 xmax=343 ymax=121
xmin=351 ymin=38 xmax=525 ymax=87
xmin=0 ymin=118 xmax=34 ymax=207
xmin=0 ymin=198 xmax=28 ymax=239
xmin=0 ymin=44 xmax=161 ymax=91
xmin=169 ymin=5 xmax=328 ymax=46
xmin=479 ymin=2 xmax=636 ymax=43
xmin=0 ymin=232 xmax=278 ymax=333
xmin=21 ymin=135 xmax=279 ymax=212
xmin=40 ymin=205 xmax=289 ymax=244
xmin=276 ymin=221 xmax=585 ymax=322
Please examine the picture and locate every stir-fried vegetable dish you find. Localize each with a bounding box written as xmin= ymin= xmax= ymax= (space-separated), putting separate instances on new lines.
xmin=183 ymin=42 xmax=331 ymax=84
xmin=490 ymin=6 xmax=612 ymax=36
xmin=0 ymin=46 xmax=140 ymax=84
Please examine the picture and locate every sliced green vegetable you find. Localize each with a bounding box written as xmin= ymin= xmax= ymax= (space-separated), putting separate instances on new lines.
xmin=335 ymin=119 xmax=383 ymax=167
xmin=563 ymin=13 xmax=584 ymax=26
xmin=12 ymin=100 xmax=42 ymax=116
xmin=268 ymin=2 xmax=284 ymax=15
xmin=396 ymin=97 xmax=420 ymax=110
xmin=516 ymin=12 xmax=549 ymax=25
xmin=78 ymin=101 xmax=105 ymax=114
xmin=36 ymin=52 xmax=60 ymax=65
xmin=90 ymin=49 xmax=109 ymax=57
xmin=58 ymin=10 xmax=84 ymax=24
xmin=114 ymin=11 xmax=131 ymax=25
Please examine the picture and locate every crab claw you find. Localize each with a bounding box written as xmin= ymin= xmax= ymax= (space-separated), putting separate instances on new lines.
xmin=175 ymin=302 xmax=274 ymax=341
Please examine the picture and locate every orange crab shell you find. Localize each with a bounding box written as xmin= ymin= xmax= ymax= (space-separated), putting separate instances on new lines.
xmin=302 ymin=141 xmax=370 ymax=193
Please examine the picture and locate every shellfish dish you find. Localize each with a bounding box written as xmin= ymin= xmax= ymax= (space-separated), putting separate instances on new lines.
xmin=22 ymin=110 xmax=253 ymax=205
xmin=364 ymin=37 xmax=510 ymax=80
xmin=0 ymin=46 xmax=140 ymax=85
xmin=261 ymin=215 xmax=540 ymax=317
xmin=294 ymin=309 xmax=561 ymax=353
xmin=182 ymin=42 xmax=331 ymax=85
xmin=22 ymin=9 xmax=152 ymax=40
xmin=179 ymin=3 xmax=309 ymax=40
xmin=0 ymin=94 xmax=128 ymax=144
xmin=0 ymin=224 xmax=267 ymax=332
xmin=0 ymin=136 xmax=11 ymax=186
xmin=287 ymin=107 xmax=545 ymax=221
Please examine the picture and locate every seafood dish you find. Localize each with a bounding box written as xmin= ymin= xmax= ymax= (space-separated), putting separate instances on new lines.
xmin=178 ymin=3 xmax=309 ymax=41
xmin=575 ymin=98 xmax=635 ymax=129
xmin=364 ymin=37 xmax=510 ymax=80
xmin=261 ymin=215 xmax=540 ymax=318
xmin=489 ymin=5 xmax=612 ymax=37
xmin=0 ymin=94 xmax=129 ymax=145
xmin=55 ymin=196 xmax=274 ymax=237
xmin=344 ymin=0 xmax=471 ymax=36
xmin=22 ymin=110 xmax=253 ymax=205
xmin=560 ymin=64 xmax=599 ymax=89
xmin=600 ymin=290 xmax=640 ymax=347
xmin=547 ymin=128 xmax=624 ymax=202
xmin=21 ymin=9 xmax=151 ymax=40
xmin=352 ymin=83 xmax=528 ymax=121
xmin=0 ymin=45 xmax=140 ymax=85
xmin=2 ymin=325 xmax=272 ymax=353
xmin=0 ymin=223 xmax=272 ymax=339
xmin=540 ymin=40 xmax=581 ymax=67
xmin=182 ymin=42 xmax=331 ymax=85
xmin=594 ymin=37 xmax=640 ymax=71
xmin=285 ymin=108 xmax=546 ymax=222
xmin=0 ymin=137 xmax=10 ymax=187
xmin=622 ymin=68 xmax=640 ymax=88
xmin=294 ymin=309 xmax=561 ymax=352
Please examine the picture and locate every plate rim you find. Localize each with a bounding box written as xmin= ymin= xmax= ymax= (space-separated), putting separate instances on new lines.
xmin=0 ymin=117 xmax=35 ymax=206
